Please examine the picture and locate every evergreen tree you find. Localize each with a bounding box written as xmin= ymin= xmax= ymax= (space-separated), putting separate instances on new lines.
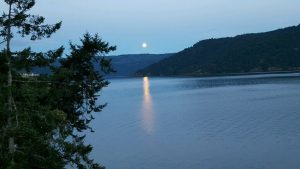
xmin=0 ymin=1 xmax=116 ymax=168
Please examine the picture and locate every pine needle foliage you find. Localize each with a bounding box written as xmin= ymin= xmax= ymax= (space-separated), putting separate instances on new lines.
xmin=0 ymin=1 xmax=116 ymax=168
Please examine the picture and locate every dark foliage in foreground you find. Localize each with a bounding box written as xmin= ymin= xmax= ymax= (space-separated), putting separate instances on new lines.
xmin=0 ymin=0 xmax=115 ymax=168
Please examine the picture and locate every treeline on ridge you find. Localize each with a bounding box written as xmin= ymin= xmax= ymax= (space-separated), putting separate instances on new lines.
xmin=138 ymin=24 xmax=300 ymax=76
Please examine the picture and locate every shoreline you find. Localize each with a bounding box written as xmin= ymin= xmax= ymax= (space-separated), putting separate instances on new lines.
xmin=127 ymin=70 xmax=300 ymax=79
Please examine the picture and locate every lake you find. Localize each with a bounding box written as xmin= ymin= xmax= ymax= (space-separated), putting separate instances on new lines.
xmin=87 ymin=73 xmax=300 ymax=169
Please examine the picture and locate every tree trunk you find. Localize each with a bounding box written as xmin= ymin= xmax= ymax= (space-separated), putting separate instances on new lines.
xmin=6 ymin=1 xmax=15 ymax=156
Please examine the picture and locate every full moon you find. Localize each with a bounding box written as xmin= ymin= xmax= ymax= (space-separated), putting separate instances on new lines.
xmin=142 ymin=42 xmax=148 ymax=48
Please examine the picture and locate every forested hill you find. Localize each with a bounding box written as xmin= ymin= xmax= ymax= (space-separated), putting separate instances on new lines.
xmin=106 ymin=53 xmax=172 ymax=77
xmin=138 ymin=24 xmax=300 ymax=76
xmin=33 ymin=53 xmax=172 ymax=77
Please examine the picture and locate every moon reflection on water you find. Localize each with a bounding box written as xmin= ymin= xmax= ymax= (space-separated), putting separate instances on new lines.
xmin=142 ymin=77 xmax=155 ymax=134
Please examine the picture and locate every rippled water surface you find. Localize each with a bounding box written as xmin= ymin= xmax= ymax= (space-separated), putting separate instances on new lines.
xmin=87 ymin=73 xmax=300 ymax=169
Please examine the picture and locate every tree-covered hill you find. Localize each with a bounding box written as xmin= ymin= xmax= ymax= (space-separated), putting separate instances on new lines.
xmin=138 ymin=24 xmax=300 ymax=76
xmin=106 ymin=53 xmax=172 ymax=77
xmin=33 ymin=53 xmax=172 ymax=77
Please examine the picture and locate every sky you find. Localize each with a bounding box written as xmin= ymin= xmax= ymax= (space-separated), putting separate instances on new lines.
xmin=1 ymin=0 xmax=300 ymax=55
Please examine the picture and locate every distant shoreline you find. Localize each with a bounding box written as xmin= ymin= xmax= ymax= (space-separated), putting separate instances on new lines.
xmin=188 ymin=70 xmax=300 ymax=77
xmin=133 ymin=70 xmax=300 ymax=79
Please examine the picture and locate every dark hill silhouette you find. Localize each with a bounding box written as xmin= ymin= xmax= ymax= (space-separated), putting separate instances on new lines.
xmin=138 ymin=24 xmax=300 ymax=76
xmin=33 ymin=53 xmax=172 ymax=77
xmin=107 ymin=54 xmax=172 ymax=77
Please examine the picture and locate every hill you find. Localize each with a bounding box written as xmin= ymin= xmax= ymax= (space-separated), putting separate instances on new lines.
xmin=33 ymin=53 xmax=172 ymax=77
xmin=106 ymin=53 xmax=172 ymax=77
xmin=138 ymin=24 xmax=300 ymax=76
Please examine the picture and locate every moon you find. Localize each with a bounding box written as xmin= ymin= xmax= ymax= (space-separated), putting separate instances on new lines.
xmin=142 ymin=42 xmax=148 ymax=48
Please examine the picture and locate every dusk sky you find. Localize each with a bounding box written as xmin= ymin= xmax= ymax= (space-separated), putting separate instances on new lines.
xmin=2 ymin=0 xmax=300 ymax=55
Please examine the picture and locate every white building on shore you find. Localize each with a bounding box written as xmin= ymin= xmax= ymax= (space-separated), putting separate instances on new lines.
xmin=21 ymin=73 xmax=40 ymax=78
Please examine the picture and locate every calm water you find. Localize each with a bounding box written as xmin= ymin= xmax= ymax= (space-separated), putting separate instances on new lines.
xmin=87 ymin=73 xmax=300 ymax=169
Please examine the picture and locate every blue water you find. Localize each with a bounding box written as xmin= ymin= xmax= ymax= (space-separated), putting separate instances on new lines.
xmin=87 ymin=73 xmax=300 ymax=169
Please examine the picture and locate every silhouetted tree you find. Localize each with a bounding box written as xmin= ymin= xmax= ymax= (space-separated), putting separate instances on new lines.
xmin=0 ymin=1 xmax=115 ymax=168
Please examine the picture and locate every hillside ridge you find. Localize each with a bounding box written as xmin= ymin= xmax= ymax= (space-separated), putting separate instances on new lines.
xmin=138 ymin=24 xmax=300 ymax=76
